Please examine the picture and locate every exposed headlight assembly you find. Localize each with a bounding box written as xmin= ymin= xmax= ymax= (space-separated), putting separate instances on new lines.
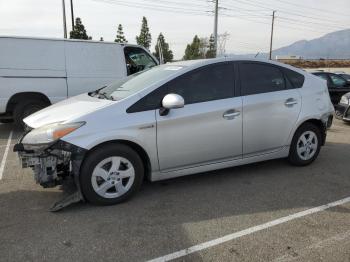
xmin=22 ymin=122 xmax=85 ymax=146
xmin=340 ymin=95 xmax=350 ymax=105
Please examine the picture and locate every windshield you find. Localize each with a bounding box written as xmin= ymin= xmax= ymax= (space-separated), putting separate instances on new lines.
xmin=98 ymin=65 xmax=184 ymax=100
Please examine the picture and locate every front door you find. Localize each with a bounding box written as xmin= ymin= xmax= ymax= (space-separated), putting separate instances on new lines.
xmin=238 ymin=62 xmax=302 ymax=156
xmin=156 ymin=62 xmax=242 ymax=171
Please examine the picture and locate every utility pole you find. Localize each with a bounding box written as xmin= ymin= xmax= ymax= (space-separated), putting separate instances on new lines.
xmin=213 ymin=0 xmax=219 ymax=57
xmin=269 ymin=10 xmax=276 ymax=60
xmin=70 ymin=0 xmax=75 ymax=31
xmin=62 ymin=0 xmax=67 ymax=38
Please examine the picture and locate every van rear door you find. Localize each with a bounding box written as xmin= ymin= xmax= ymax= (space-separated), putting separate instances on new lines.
xmin=65 ymin=41 xmax=126 ymax=97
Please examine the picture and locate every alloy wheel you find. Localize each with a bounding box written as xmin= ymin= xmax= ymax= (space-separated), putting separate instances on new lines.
xmin=296 ymin=131 xmax=318 ymax=161
xmin=91 ymin=156 xmax=135 ymax=199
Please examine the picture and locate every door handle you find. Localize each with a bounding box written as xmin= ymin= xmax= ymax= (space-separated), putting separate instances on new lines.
xmin=285 ymin=98 xmax=298 ymax=107
xmin=223 ymin=109 xmax=240 ymax=120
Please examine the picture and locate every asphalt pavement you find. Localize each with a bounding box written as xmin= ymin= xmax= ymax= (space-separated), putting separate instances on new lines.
xmin=0 ymin=119 xmax=349 ymax=262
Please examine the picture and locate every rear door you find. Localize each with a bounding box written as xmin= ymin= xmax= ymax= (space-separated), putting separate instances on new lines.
xmin=238 ymin=62 xmax=302 ymax=157
xmin=156 ymin=62 xmax=242 ymax=171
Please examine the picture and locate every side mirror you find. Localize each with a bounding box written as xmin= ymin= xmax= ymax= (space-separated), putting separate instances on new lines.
xmin=159 ymin=94 xmax=184 ymax=116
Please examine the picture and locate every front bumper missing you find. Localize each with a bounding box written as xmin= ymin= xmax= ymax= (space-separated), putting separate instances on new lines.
xmin=14 ymin=139 xmax=87 ymax=211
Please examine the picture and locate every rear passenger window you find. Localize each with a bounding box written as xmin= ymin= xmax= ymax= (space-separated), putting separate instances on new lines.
xmin=239 ymin=63 xmax=285 ymax=96
xmin=283 ymin=68 xmax=305 ymax=88
xmin=165 ymin=63 xmax=234 ymax=104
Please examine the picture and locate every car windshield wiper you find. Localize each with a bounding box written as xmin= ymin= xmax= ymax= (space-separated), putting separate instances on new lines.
xmin=90 ymin=87 xmax=115 ymax=101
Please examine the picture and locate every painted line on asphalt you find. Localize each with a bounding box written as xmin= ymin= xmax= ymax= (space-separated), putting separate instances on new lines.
xmin=0 ymin=130 xmax=13 ymax=180
xmin=0 ymin=143 xmax=17 ymax=148
xmin=147 ymin=196 xmax=350 ymax=262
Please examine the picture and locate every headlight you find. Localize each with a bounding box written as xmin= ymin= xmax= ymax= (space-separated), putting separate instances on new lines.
xmin=340 ymin=95 xmax=350 ymax=105
xmin=22 ymin=122 xmax=85 ymax=145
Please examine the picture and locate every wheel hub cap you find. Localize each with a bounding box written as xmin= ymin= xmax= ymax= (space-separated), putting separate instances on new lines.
xmin=296 ymin=131 xmax=318 ymax=161
xmin=91 ymin=156 xmax=135 ymax=199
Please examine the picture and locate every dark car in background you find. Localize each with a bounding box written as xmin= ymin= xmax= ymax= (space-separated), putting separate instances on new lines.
xmin=337 ymin=73 xmax=350 ymax=82
xmin=312 ymin=72 xmax=350 ymax=104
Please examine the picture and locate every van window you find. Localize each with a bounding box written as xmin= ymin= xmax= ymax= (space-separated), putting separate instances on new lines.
xmin=124 ymin=47 xmax=157 ymax=75
xmin=239 ymin=63 xmax=286 ymax=96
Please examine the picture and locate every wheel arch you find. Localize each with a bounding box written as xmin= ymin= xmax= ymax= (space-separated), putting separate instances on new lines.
xmin=6 ymin=92 xmax=51 ymax=114
xmin=82 ymin=139 xmax=152 ymax=180
xmin=292 ymin=118 xmax=326 ymax=146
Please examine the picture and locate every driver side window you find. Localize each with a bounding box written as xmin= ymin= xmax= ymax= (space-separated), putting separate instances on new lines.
xmin=124 ymin=47 xmax=157 ymax=76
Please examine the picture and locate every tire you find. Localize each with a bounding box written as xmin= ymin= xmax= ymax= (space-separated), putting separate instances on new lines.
xmin=13 ymin=100 xmax=47 ymax=129
xmin=288 ymin=123 xmax=322 ymax=166
xmin=80 ymin=144 xmax=144 ymax=205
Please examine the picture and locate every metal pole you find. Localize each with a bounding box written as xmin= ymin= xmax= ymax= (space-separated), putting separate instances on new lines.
xmin=213 ymin=0 xmax=218 ymax=57
xmin=269 ymin=10 xmax=276 ymax=60
xmin=70 ymin=0 xmax=75 ymax=31
xmin=62 ymin=0 xmax=68 ymax=38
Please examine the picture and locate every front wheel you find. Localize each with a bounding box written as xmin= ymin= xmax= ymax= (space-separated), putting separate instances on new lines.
xmin=288 ymin=123 xmax=322 ymax=166
xmin=80 ymin=144 xmax=144 ymax=205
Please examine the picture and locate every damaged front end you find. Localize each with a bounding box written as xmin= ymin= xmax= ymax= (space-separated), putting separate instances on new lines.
xmin=14 ymin=131 xmax=87 ymax=211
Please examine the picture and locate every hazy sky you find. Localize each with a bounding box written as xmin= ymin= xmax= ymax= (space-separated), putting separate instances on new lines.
xmin=0 ymin=0 xmax=349 ymax=59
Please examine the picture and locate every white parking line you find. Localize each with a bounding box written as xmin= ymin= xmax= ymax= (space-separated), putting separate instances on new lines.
xmin=0 ymin=130 xmax=13 ymax=180
xmin=147 ymin=196 xmax=350 ymax=262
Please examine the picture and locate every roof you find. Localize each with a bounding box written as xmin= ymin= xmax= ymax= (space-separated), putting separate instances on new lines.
xmin=0 ymin=35 xmax=140 ymax=47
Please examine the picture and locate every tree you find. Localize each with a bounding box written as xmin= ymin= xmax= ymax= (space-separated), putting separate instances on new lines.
xmin=183 ymin=35 xmax=201 ymax=60
xmin=69 ymin=17 xmax=91 ymax=40
xmin=136 ymin=17 xmax=151 ymax=49
xmin=153 ymin=33 xmax=173 ymax=63
xmin=115 ymin=24 xmax=127 ymax=43
xmin=205 ymin=34 xmax=216 ymax=58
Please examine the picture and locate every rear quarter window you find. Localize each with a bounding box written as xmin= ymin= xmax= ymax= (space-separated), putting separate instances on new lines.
xmin=283 ymin=68 xmax=305 ymax=88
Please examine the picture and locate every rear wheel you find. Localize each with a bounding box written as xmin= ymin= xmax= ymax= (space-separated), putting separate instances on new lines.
xmin=13 ymin=100 xmax=48 ymax=129
xmin=80 ymin=144 xmax=144 ymax=205
xmin=288 ymin=123 xmax=322 ymax=166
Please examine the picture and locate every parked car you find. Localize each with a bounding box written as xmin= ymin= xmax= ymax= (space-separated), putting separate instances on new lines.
xmin=14 ymin=58 xmax=334 ymax=208
xmin=0 ymin=36 xmax=158 ymax=127
xmin=312 ymin=72 xmax=350 ymax=104
xmin=337 ymin=73 xmax=350 ymax=82
xmin=335 ymin=92 xmax=350 ymax=122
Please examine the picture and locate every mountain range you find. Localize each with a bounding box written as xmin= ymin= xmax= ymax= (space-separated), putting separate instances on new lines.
xmin=230 ymin=29 xmax=350 ymax=59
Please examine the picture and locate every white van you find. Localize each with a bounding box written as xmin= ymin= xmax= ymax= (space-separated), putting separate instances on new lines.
xmin=0 ymin=36 xmax=158 ymax=127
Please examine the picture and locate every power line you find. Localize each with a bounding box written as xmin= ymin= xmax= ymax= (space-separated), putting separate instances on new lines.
xmin=271 ymin=0 xmax=350 ymax=18
xmin=229 ymin=0 xmax=350 ymax=28
xmin=91 ymin=0 xmax=213 ymax=16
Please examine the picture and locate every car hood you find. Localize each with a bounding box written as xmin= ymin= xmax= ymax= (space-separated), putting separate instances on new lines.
xmin=24 ymin=93 xmax=114 ymax=129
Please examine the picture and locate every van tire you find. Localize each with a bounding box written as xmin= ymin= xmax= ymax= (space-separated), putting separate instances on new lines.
xmin=80 ymin=144 xmax=144 ymax=205
xmin=288 ymin=123 xmax=322 ymax=166
xmin=13 ymin=100 xmax=47 ymax=129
